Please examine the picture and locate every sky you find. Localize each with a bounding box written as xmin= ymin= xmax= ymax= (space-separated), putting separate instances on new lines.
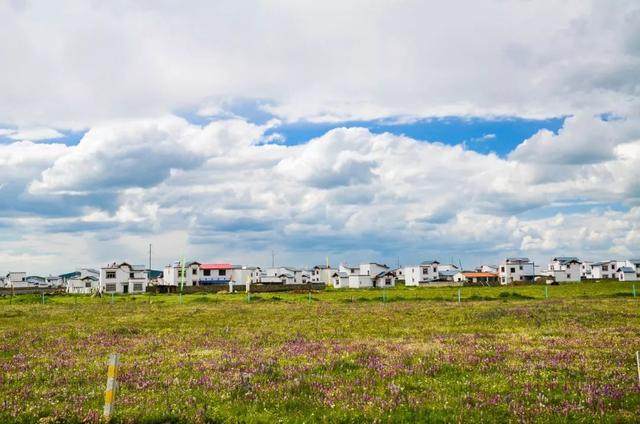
xmin=1 ymin=0 xmax=640 ymax=274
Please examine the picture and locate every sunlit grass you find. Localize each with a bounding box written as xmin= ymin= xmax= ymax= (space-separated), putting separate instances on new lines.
xmin=1 ymin=281 xmax=639 ymax=422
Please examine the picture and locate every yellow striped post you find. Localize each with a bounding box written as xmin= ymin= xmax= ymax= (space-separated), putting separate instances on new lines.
xmin=103 ymin=353 xmax=119 ymax=419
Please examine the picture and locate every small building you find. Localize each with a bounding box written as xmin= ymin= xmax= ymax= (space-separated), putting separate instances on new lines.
xmin=544 ymin=257 xmax=582 ymax=282
xmin=163 ymin=261 xmax=201 ymax=287
xmin=499 ymin=258 xmax=535 ymax=285
xmin=335 ymin=263 xmax=391 ymax=288
xmin=476 ymin=264 xmax=498 ymax=273
xmin=616 ymin=266 xmax=639 ymax=281
xmin=311 ymin=265 xmax=337 ymax=284
xmin=230 ymin=266 xmax=261 ymax=286
xmin=404 ymin=261 xmax=439 ymax=286
xmin=67 ymin=276 xmax=99 ymax=294
xmin=4 ymin=272 xmax=28 ymax=288
xmin=454 ymin=272 xmax=499 ymax=286
xmin=438 ymin=269 xmax=458 ymax=282
xmin=589 ymin=261 xmax=617 ymax=279
xmin=99 ymin=262 xmax=149 ymax=294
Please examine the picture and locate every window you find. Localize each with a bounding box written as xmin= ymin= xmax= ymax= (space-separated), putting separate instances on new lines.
xmin=219 ymin=269 xmax=226 ymax=276
xmin=385 ymin=278 xmax=391 ymax=285
xmin=602 ymin=265 xmax=608 ymax=271
xmin=422 ymin=268 xmax=429 ymax=274
xmin=129 ymin=273 xmax=135 ymax=279
xmin=106 ymin=271 xmax=116 ymax=279
xmin=519 ymin=266 xmax=523 ymax=270
xmin=500 ymin=266 xmax=505 ymax=272
xmin=133 ymin=283 xmax=143 ymax=292
xmin=192 ymin=268 xmax=197 ymax=275
xmin=567 ymin=274 xmax=570 ymax=279
xmin=105 ymin=284 xmax=116 ymax=292
xmin=510 ymin=267 xmax=516 ymax=273
xmin=203 ymin=269 xmax=211 ymax=276
xmin=85 ymin=282 xmax=92 ymax=288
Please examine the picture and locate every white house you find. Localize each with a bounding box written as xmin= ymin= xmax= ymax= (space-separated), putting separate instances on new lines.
xmin=589 ymin=261 xmax=617 ymax=279
xmin=334 ymin=263 xmax=392 ymax=288
xmin=476 ymin=264 xmax=498 ymax=273
xmin=99 ymin=262 xmax=148 ymax=294
xmin=311 ymin=265 xmax=337 ymax=284
xmin=581 ymin=261 xmax=593 ymax=279
xmin=616 ymin=266 xmax=639 ymax=281
xmin=544 ymin=257 xmax=582 ymax=283
xmin=453 ymin=272 xmax=499 ymax=285
xmin=230 ymin=266 xmax=261 ymax=286
xmin=67 ymin=276 xmax=99 ymax=294
xmin=163 ymin=261 xmax=201 ymax=287
xmin=498 ymin=258 xmax=535 ymax=285
xmin=404 ymin=261 xmax=439 ymax=286
xmin=4 ymin=272 xmax=28 ymax=288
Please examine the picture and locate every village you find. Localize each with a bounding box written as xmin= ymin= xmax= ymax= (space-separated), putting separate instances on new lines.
xmin=2 ymin=256 xmax=639 ymax=295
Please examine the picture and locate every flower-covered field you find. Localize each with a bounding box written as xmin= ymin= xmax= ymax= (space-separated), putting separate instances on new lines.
xmin=1 ymin=282 xmax=640 ymax=423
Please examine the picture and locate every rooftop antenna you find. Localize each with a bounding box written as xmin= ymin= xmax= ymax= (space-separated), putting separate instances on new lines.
xmin=326 ymin=256 xmax=330 ymax=268
xmin=397 ymin=256 xmax=400 ymax=269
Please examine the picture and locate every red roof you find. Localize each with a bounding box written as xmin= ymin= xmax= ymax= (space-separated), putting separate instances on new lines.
xmin=200 ymin=263 xmax=232 ymax=270
xmin=463 ymin=272 xmax=498 ymax=278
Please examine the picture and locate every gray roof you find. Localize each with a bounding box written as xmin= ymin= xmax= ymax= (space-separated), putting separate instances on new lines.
xmin=618 ymin=267 xmax=636 ymax=273
xmin=438 ymin=270 xmax=458 ymax=277
xmin=420 ymin=260 xmax=439 ymax=265
xmin=553 ymin=256 xmax=581 ymax=264
xmin=506 ymin=257 xmax=530 ymax=263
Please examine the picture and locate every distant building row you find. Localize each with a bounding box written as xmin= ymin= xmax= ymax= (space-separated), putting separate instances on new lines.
xmin=2 ymin=256 xmax=639 ymax=293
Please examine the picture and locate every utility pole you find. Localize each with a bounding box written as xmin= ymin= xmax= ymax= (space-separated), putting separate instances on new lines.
xmin=271 ymin=250 xmax=275 ymax=268
xmin=148 ymin=244 xmax=152 ymax=272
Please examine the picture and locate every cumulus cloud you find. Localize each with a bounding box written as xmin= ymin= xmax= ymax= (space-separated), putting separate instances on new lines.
xmin=0 ymin=127 xmax=64 ymax=141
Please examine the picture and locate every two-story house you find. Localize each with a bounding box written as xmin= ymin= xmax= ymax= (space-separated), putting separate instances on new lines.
xmin=498 ymin=258 xmax=535 ymax=284
xmin=404 ymin=261 xmax=439 ymax=286
xmin=99 ymin=262 xmax=148 ymax=294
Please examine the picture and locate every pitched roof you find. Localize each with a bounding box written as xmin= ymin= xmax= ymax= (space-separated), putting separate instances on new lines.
xmin=420 ymin=260 xmax=440 ymax=265
xmin=618 ymin=267 xmax=636 ymax=273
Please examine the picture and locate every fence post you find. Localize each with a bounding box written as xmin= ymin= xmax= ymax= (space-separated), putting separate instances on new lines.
xmin=633 ymin=284 xmax=636 ymax=298
xmin=636 ymin=351 xmax=640 ymax=386
xmin=103 ymin=353 xmax=119 ymax=420
xmin=41 ymin=292 xmax=45 ymax=305
xmin=308 ymin=291 xmax=311 ymax=304
xmin=111 ymin=293 xmax=114 ymax=304
xmin=457 ymin=288 xmax=461 ymax=304
xmin=545 ymin=286 xmax=548 ymax=299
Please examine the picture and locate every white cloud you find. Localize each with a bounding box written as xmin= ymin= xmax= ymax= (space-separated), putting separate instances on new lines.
xmin=0 ymin=1 xmax=639 ymax=127
xmin=0 ymin=127 xmax=64 ymax=141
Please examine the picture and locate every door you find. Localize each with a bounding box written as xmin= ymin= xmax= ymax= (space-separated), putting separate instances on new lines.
xmin=123 ymin=284 xmax=129 ymax=294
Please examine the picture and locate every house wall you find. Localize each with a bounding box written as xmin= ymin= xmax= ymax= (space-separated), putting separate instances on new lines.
xmin=100 ymin=264 xmax=148 ymax=294
xmin=499 ymin=261 xmax=534 ymax=284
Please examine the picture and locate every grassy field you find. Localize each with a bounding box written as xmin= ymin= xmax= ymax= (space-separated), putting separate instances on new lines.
xmin=1 ymin=281 xmax=640 ymax=422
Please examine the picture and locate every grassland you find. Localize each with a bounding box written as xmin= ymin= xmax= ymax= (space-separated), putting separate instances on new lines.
xmin=1 ymin=281 xmax=640 ymax=423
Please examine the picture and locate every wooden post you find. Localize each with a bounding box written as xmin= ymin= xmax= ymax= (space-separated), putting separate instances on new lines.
xmin=457 ymin=288 xmax=461 ymax=304
xmin=103 ymin=353 xmax=119 ymax=419
xmin=636 ymin=351 xmax=640 ymax=386
xmin=545 ymin=286 xmax=548 ymax=299
xmin=111 ymin=293 xmax=114 ymax=304
xmin=633 ymin=284 xmax=636 ymax=298
xmin=308 ymin=291 xmax=311 ymax=304
xmin=41 ymin=291 xmax=45 ymax=305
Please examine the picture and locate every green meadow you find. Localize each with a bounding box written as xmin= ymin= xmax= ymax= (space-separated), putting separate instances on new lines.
xmin=1 ymin=281 xmax=639 ymax=423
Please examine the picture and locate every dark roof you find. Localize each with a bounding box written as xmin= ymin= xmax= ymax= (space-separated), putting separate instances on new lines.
xmin=420 ymin=260 xmax=440 ymax=265
xmin=552 ymin=256 xmax=581 ymax=264
xmin=59 ymin=271 xmax=81 ymax=279
xmin=618 ymin=267 xmax=635 ymax=273
xmin=147 ymin=269 xmax=163 ymax=279
xmin=506 ymin=257 xmax=530 ymax=263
